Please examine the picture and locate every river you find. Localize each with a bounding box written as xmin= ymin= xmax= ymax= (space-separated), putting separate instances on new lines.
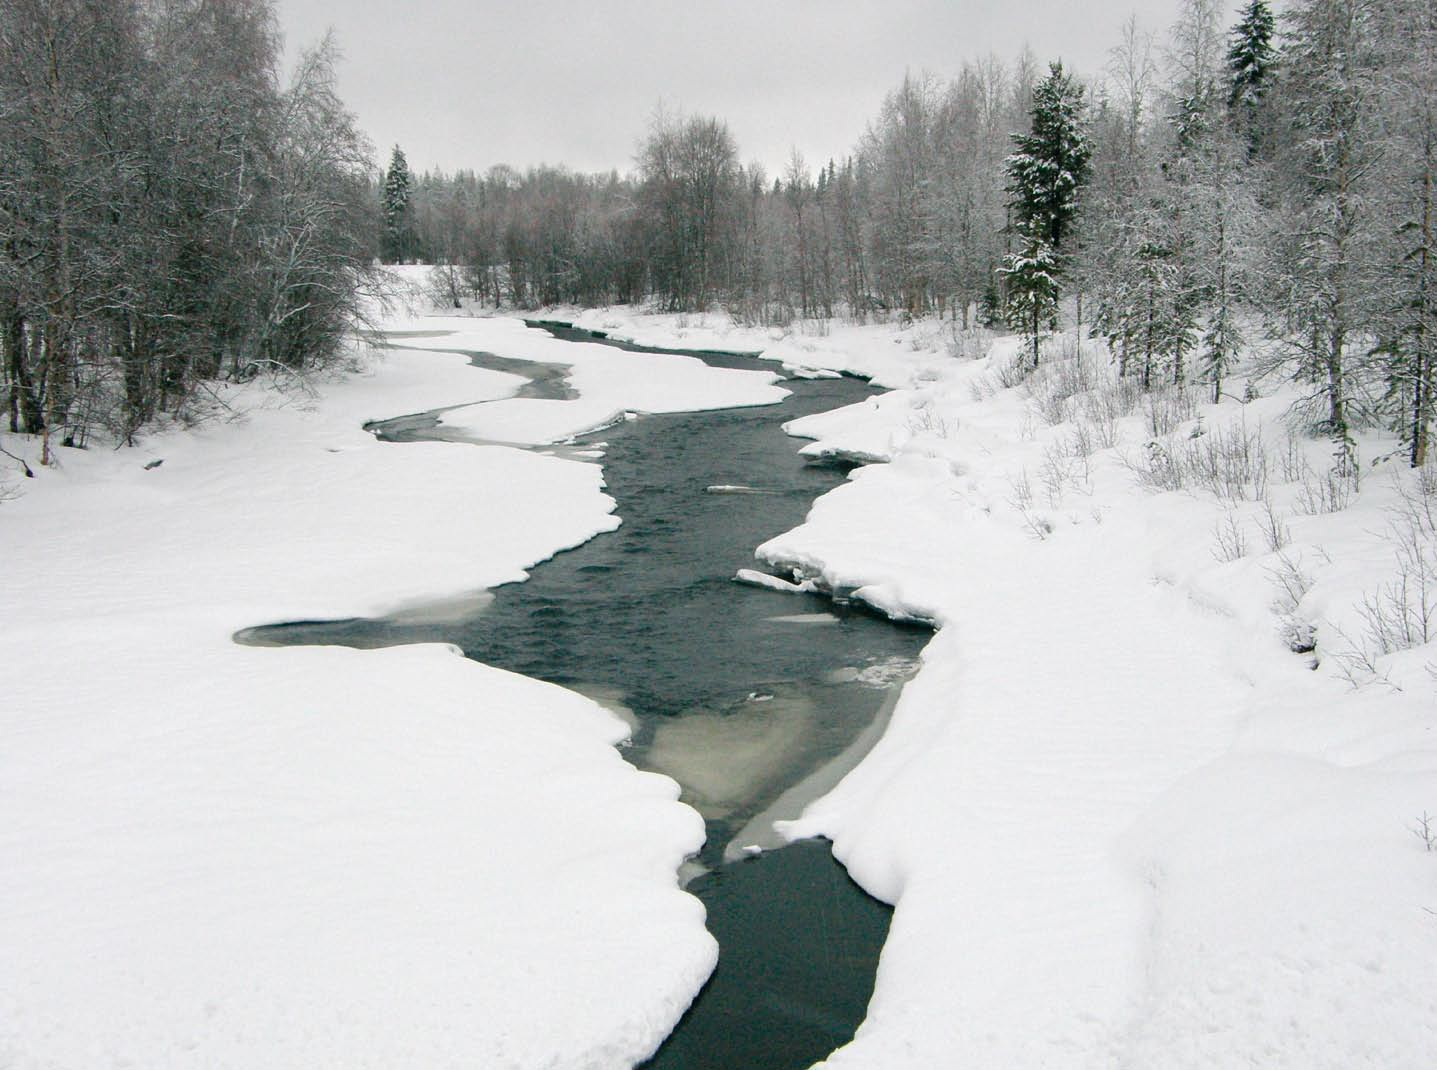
xmin=238 ymin=321 xmax=931 ymax=1069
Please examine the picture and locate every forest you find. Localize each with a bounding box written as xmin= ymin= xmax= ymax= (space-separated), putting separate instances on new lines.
xmin=0 ymin=0 xmax=376 ymax=463
xmin=3 ymin=0 xmax=1435 ymax=471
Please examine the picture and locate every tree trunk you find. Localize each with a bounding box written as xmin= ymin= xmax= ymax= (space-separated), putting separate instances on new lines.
xmin=6 ymin=314 xmax=45 ymax=433
xmin=1412 ymin=159 xmax=1434 ymax=467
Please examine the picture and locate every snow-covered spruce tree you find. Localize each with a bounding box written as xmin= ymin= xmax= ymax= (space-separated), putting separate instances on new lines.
xmin=1002 ymin=223 xmax=1061 ymax=368
xmin=1196 ymin=138 xmax=1258 ymax=404
xmin=1002 ymin=61 xmax=1091 ymax=366
xmin=382 ymin=145 xmax=414 ymax=264
xmin=1097 ymin=204 xmax=1185 ymax=393
xmin=1227 ymin=0 xmax=1278 ymax=157
xmin=1005 ymin=62 xmax=1092 ymax=256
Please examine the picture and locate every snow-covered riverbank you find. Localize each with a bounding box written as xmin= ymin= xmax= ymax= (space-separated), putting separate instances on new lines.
xmin=0 ymin=318 xmax=785 ymax=1067
xmin=558 ymin=304 xmax=1437 ymax=1067
xmin=6 ymin=290 xmax=1434 ymax=1067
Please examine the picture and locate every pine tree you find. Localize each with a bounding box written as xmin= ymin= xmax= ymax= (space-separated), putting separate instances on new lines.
xmin=382 ymin=145 xmax=413 ymax=264
xmin=1226 ymin=0 xmax=1276 ymax=155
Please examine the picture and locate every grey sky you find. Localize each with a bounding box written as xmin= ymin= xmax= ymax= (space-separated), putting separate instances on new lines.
xmin=272 ymin=1 xmax=1193 ymax=177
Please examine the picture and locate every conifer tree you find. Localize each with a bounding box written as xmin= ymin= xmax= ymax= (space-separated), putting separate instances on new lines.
xmin=1226 ymin=0 xmax=1277 ymax=155
xmin=1002 ymin=223 xmax=1060 ymax=368
xmin=382 ymin=145 xmax=414 ymax=263
xmin=1005 ymin=62 xmax=1092 ymax=256
xmin=1002 ymin=61 xmax=1091 ymax=366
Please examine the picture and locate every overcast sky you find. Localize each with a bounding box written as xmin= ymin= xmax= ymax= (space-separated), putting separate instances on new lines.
xmin=271 ymin=0 xmax=1196 ymax=178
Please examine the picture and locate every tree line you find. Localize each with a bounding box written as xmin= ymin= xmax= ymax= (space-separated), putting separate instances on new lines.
xmin=0 ymin=0 xmax=377 ymax=464
xmin=1073 ymin=0 xmax=1436 ymax=469
xmin=384 ymin=0 xmax=1435 ymax=468
xmin=5 ymin=0 xmax=1431 ymax=471
xmin=382 ymin=62 xmax=1037 ymax=325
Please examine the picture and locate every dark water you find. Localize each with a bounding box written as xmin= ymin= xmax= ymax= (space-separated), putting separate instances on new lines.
xmin=239 ymin=321 xmax=930 ymax=1069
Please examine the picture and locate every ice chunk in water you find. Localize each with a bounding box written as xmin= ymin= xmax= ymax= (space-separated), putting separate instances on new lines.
xmin=643 ymin=688 xmax=816 ymax=820
xmin=383 ymin=590 xmax=494 ymax=626
xmin=734 ymin=568 xmax=817 ymax=594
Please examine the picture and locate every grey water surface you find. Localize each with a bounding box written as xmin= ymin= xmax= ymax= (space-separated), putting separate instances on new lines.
xmin=238 ymin=321 xmax=933 ymax=1070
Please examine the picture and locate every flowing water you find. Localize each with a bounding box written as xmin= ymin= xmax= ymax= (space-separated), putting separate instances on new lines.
xmin=238 ymin=322 xmax=932 ymax=1068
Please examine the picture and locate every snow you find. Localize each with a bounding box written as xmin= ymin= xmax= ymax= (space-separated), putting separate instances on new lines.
xmin=529 ymin=305 xmax=1437 ymax=1067
xmin=733 ymin=567 xmax=818 ymax=594
xmin=763 ymin=339 xmax=1437 ymax=1068
xmin=7 ymin=284 xmax=1436 ymax=1067
xmin=0 ymin=318 xmax=789 ymax=1066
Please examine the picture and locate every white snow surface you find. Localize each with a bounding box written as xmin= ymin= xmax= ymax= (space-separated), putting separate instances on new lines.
xmin=733 ymin=567 xmax=818 ymax=594
xmin=541 ymin=305 xmax=1437 ymax=1067
xmin=0 ymin=319 xmax=754 ymax=1066
xmin=13 ymin=276 xmax=1436 ymax=1068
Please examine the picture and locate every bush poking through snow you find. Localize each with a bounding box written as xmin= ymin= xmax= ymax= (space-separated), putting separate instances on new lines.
xmin=1123 ymin=439 xmax=1184 ymax=493
xmin=1356 ymin=484 xmax=1437 ymax=652
xmin=1326 ymin=473 xmax=1437 ymax=687
xmin=1256 ymin=495 xmax=1291 ymax=552
xmin=1295 ymin=464 xmax=1357 ymax=515
xmin=1267 ymin=551 xmax=1318 ymax=654
xmin=1026 ymin=347 xmax=1097 ymax=426
xmin=1413 ymin=812 xmax=1437 ymax=853
xmin=945 ymin=324 xmax=993 ymax=361
xmin=1144 ymin=385 xmax=1201 ymax=438
xmin=995 ymin=353 xmax=1031 ymax=390
xmin=907 ymin=400 xmax=956 ymax=439
xmin=1278 ymin=431 xmax=1308 ymax=483
xmin=1191 ymin=420 xmax=1270 ymax=502
xmin=1212 ymin=510 xmax=1249 ymax=563
xmin=1123 ymin=420 xmax=1273 ymax=502
xmin=1268 ymin=551 xmax=1315 ymax=616
xmin=1007 ymin=468 xmax=1053 ymax=539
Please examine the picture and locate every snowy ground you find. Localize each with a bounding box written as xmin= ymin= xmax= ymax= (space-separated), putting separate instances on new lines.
xmin=7 ymin=280 xmax=1435 ymax=1067
xmin=553 ymin=304 xmax=1437 ymax=1067
xmin=0 ymin=313 xmax=785 ymax=1067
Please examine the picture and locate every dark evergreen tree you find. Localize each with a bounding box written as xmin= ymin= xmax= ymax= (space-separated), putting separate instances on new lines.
xmin=1002 ymin=61 xmax=1090 ymax=366
xmin=1226 ymin=0 xmax=1277 ymax=155
xmin=382 ymin=145 xmax=414 ymax=263
xmin=1001 ymin=223 xmax=1061 ymax=369
xmin=1004 ymin=61 xmax=1092 ymax=257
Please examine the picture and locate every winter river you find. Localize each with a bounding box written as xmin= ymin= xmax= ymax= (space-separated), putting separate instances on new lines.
xmin=238 ymin=322 xmax=932 ymax=1068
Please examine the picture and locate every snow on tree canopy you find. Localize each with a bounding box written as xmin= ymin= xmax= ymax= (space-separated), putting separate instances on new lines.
xmin=1004 ymin=61 xmax=1092 ymax=255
